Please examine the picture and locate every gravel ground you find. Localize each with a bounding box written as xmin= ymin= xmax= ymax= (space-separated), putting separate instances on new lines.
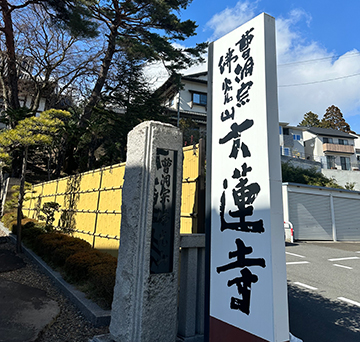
xmin=0 ymin=225 xmax=109 ymax=342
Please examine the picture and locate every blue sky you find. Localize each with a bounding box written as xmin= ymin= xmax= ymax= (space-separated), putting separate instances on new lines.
xmin=164 ymin=0 xmax=360 ymax=132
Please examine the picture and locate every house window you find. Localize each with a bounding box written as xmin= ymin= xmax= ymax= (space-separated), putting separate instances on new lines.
xmin=284 ymin=147 xmax=290 ymax=156
xmin=293 ymin=134 xmax=301 ymax=141
xmin=283 ymin=128 xmax=289 ymax=135
xmin=338 ymin=139 xmax=348 ymax=145
xmin=279 ymin=126 xmax=282 ymax=135
xmin=340 ymin=156 xmax=350 ymax=170
xmin=192 ymin=92 xmax=207 ymax=106
xmin=326 ymin=156 xmax=336 ymax=169
xmin=323 ymin=137 xmax=333 ymax=144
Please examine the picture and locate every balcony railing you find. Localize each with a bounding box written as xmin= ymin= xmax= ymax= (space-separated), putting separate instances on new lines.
xmin=323 ymin=143 xmax=354 ymax=154
xmin=321 ymin=162 xmax=360 ymax=171
xmin=281 ymin=151 xmax=306 ymax=159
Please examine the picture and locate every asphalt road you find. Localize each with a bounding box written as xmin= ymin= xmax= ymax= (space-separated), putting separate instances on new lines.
xmin=286 ymin=241 xmax=360 ymax=342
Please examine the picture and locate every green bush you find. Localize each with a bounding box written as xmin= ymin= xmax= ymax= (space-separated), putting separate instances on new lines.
xmin=11 ymin=226 xmax=117 ymax=309
xmin=64 ymin=249 xmax=105 ymax=282
xmin=33 ymin=233 xmax=73 ymax=259
xmin=11 ymin=218 xmax=37 ymax=234
xmin=88 ymin=261 xmax=117 ymax=307
xmin=22 ymin=226 xmax=46 ymax=246
xmin=1 ymin=211 xmax=17 ymax=229
xmin=89 ymin=254 xmax=117 ymax=307
xmin=51 ymin=238 xmax=91 ymax=267
xmin=281 ymin=162 xmax=343 ymax=188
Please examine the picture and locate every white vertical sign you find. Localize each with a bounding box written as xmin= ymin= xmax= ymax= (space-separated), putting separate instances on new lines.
xmin=207 ymin=13 xmax=289 ymax=342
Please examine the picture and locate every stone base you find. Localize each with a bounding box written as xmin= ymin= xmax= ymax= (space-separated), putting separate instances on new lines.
xmin=90 ymin=334 xmax=204 ymax=342
xmin=89 ymin=334 xmax=115 ymax=342
xmin=177 ymin=335 xmax=204 ymax=342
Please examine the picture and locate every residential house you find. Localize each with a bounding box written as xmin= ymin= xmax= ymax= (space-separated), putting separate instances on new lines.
xmin=279 ymin=122 xmax=305 ymax=158
xmin=351 ymin=132 xmax=360 ymax=169
xmin=159 ymin=72 xmax=360 ymax=188
xmin=279 ymin=122 xmax=322 ymax=171
xmin=303 ymin=127 xmax=357 ymax=170
xmin=159 ymin=71 xmax=208 ymax=137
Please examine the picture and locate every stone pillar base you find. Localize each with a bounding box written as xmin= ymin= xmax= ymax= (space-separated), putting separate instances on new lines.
xmin=88 ymin=334 xmax=114 ymax=342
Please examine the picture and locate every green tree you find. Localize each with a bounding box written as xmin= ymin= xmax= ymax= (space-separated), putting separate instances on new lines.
xmin=320 ymin=105 xmax=354 ymax=133
xmin=0 ymin=109 xmax=70 ymax=252
xmin=41 ymin=0 xmax=98 ymax=38
xmin=76 ymin=53 xmax=168 ymax=169
xmin=299 ymin=111 xmax=321 ymax=128
xmin=80 ymin=0 xmax=207 ymax=126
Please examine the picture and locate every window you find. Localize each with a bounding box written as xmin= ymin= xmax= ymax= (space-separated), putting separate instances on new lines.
xmin=338 ymin=139 xmax=348 ymax=145
xmin=293 ymin=134 xmax=301 ymax=141
xmin=284 ymin=147 xmax=290 ymax=156
xmin=326 ymin=156 xmax=335 ymax=169
xmin=279 ymin=126 xmax=282 ymax=135
xmin=340 ymin=156 xmax=350 ymax=170
xmin=283 ymin=128 xmax=289 ymax=135
xmin=323 ymin=137 xmax=333 ymax=144
xmin=192 ymin=92 xmax=207 ymax=106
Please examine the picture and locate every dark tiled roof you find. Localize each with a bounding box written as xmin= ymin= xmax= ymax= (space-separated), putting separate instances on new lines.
xmin=182 ymin=76 xmax=207 ymax=85
xmin=306 ymin=126 xmax=356 ymax=139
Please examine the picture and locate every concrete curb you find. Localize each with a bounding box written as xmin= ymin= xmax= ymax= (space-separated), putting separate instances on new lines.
xmin=8 ymin=233 xmax=111 ymax=327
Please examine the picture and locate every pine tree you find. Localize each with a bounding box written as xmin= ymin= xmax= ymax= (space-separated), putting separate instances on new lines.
xmin=321 ymin=105 xmax=353 ymax=133
xmin=80 ymin=0 xmax=207 ymax=126
xmin=0 ymin=109 xmax=70 ymax=252
xmin=299 ymin=111 xmax=321 ymax=127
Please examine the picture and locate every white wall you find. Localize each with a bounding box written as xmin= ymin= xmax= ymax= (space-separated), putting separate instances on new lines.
xmin=179 ymin=81 xmax=207 ymax=114
xmin=322 ymin=169 xmax=360 ymax=190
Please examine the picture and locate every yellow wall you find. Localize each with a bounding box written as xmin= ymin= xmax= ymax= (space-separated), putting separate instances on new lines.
xmin=24 ymin=145 xmax=200 ymax=255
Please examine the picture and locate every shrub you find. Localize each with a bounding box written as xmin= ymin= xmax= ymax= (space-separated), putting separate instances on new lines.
xmin=281 ymin=162 xmax=343 ymax=188
xmin=33 ymin=232 xmax=73 ymax=259
xmin=37 ymin=201 xmax=61 ymax=232
xmin=12 ymin=227 xmax=117 ymax=309
xmin=64 ymin=249 xmax=105 ymax=282
xmin=11 ymin=218 xmax=37 ymax=234
xmin=88 ymin=261 xmax=117 ymax=307
xmin=1 ymin=211 xmax=17 ymax=229
xmin=51 ymin=238 xmax=91 ymax=267
xmin=22 ymin=226 xmax=46 ymax=245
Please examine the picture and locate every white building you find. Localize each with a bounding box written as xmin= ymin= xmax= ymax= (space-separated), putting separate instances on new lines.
xmin=159 ymin=72 xmax=208 ymax=131
xmin=159 ymin=72 xmax=360 ymax=188
xmin=303 ymin=127 xmax=357 ymax=170
xmin=279 ymin=122 xmax=305 ymax=158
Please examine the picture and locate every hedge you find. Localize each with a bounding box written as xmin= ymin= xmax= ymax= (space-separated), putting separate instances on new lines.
xmin=7 ymin=215 xmax=117 ymax=309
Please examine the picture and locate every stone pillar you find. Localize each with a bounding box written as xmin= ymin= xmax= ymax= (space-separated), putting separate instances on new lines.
xmin=109 ymin=121 xmax=183 ymax=342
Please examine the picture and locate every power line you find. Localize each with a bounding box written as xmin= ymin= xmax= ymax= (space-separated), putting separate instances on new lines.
xmin=278 ymin=72 xmax=360 ymax=87
xmin=278 ymin=51 xmax=360 ymax=67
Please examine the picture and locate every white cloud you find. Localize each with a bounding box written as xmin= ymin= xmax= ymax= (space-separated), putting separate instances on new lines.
xmin=144 ymin=42 xmax=208 ymax=89
xmin=147 ymin=2 xmax=360 ymax=132
xmin=275 ymin=11 xmax=360 ymax=128
xmin=205 ymin=0 xmax=259 ymax=41
xmin=204 ymin=3 xmax=360 ymax=130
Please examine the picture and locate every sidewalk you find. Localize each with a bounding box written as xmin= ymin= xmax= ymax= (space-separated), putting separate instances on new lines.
xmin=0 ymin=224 xmax=108 ymax=342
